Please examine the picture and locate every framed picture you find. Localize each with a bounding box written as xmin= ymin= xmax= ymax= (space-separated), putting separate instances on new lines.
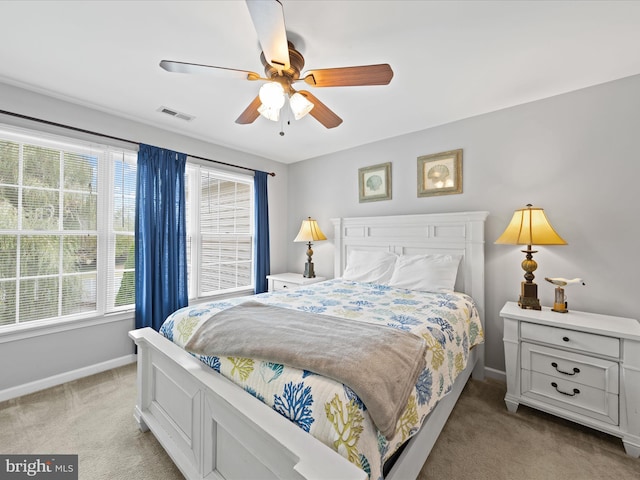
xmin=417 ymin=149 xmax=462 ymax=197
xmin=359 ymin=162 xmax=392 ymax=203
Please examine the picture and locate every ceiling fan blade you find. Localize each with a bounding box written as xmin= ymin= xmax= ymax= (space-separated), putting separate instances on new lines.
xmin=160 ymin=60 xmax=261 ymax=81
xmin=235 ymin=95 xmax=262 ymax=124
xmin=303 ymin=64 xmax=394 ymax=87
xmin=246 ymin=0 xmax=290 ymax=72
xmin=298 ymin=91 xmax=343 ymax=129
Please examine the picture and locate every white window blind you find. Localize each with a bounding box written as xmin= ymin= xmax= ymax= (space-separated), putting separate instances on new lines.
xmin=0 ymin=126 xmax=136 ymax=327
xmin=111 ymin=151 xmax=137 ymax=311
xmin=186 ymin=164 xmax=254 ymax=299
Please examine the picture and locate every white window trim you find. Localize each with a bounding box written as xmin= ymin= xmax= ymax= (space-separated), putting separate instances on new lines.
xmin=0 ymin=309 xmax=134 ymax=343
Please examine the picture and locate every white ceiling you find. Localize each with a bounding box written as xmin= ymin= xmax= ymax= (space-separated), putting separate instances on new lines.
xmin=2 ymin=1 xmax=640 ymax=164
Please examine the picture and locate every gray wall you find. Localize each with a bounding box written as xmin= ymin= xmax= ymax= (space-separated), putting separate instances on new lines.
xmin=2 ymin=72 xmax=638 ymax=393
xmin=287 ymin=74 xmax=640 ymax=375
xmin=0 ymin=82 xmax=289 ymax=395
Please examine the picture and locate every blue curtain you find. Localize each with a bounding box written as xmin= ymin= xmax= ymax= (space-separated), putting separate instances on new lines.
xmin=254 ymin=171 xmax=270 ymax=294
xmin=135 ymin=144 xmax=188 ymax=330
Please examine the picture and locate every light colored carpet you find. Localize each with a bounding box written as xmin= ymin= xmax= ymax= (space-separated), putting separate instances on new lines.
xmin=0 ymin=364 xmax=182 ymax=480
xmin=0 ymin=363 xmax=637 ymax=479
xmin=420 ymin=376 xmax=639 ymax=479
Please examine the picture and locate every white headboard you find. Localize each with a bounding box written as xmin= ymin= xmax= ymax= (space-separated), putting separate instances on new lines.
xmin=331 ymin=211 xmax=489 ymax=322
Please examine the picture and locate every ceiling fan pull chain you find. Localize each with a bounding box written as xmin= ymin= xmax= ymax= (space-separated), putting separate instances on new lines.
xmin=279 ymin=103 xmax=291 ymax=136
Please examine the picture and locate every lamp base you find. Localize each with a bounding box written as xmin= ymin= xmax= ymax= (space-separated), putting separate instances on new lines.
xmin=303 ymin=262 xmax=315 ymax=278
xmin=518 ymin=281 xmax=541 ymax=310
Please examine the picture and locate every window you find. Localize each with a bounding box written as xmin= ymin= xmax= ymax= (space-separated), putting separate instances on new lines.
xmin=0 ymin=125 xmax=253 ymax=327
xmin=0 ymin=126 xmax=137 ymax=327
xmin=186 ymin=164 xmax=254 ymax=299
xmin=111 ymin=153 xmax=137 ymax=310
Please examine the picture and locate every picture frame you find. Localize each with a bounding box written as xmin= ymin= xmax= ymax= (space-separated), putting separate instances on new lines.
xmin=358 ymin=162 xmax=392 ymax=203
xmin=417 ymin=149 xmax=463 ymax=197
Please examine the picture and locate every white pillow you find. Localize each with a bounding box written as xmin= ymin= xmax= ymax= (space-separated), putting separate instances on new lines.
xmin=388 ymin=254 xmax=462 ymax=292
xmin=342 ymin=250 xmax=398 ymax=284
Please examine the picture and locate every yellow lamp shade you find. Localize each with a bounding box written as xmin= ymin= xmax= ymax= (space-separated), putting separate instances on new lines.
xmin=294 ymin=217 xmax=327 ymax=242
xmin=495 ymin=205 xmax=567 ymax=246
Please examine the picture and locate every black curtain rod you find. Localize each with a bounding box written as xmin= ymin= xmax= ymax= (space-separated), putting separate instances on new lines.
xmin=0 ymin=109 xmax=276 ymax=177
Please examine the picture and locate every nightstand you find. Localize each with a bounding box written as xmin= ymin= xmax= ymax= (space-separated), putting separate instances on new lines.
xmin=501 ymin=301 xmax=640 ymax=457
xmin=266 ymin=273 xmax=326 ymax=292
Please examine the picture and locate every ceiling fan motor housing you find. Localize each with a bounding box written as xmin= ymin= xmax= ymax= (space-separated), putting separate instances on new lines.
xmin=261 ymin=42 xmax=305 ymax=93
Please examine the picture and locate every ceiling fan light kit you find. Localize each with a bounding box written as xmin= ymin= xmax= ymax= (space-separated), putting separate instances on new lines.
xmin=159 ymin=0 xmax=394 ymax=130
xmin=258 ymin=81 xmax=285 ymax=109
xmin=256 ymin=80 xmax=314 ymax=122
xmin=257 ymin=103 xmax=281 ymax=122
xmin=257 ymin=81 xmax=285 ymax=121
xmin=289 ymin=92 xmax=314 ymax=120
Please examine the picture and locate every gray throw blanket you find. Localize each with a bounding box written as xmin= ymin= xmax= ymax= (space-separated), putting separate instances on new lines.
xmin=184 ymin=300 xmax=427 ymax=439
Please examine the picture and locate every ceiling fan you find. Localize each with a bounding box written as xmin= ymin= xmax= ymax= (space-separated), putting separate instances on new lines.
xmin=159 ymin=0 xmax=393 ymax=129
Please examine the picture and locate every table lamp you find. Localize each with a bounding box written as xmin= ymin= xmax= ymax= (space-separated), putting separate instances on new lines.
xmin=495 ymin=204 xmax=567 ymax=310
xmin=293 ymin=217 xmax=327 ymax=278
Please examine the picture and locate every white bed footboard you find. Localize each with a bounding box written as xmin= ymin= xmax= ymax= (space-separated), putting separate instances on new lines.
xmin=130 ymin=327 xmax=367 ymax=480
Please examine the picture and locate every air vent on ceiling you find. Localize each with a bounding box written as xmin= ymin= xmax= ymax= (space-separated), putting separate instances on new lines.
xmin=157 ymin=106 xmax=195 ymax=122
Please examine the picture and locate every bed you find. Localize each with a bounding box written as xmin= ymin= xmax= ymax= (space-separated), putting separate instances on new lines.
xmin=129 ymin=211 xmax=489 ymax=480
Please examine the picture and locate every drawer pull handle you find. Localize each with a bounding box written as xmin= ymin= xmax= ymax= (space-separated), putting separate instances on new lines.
xmin=551 ymin=362 xmax=580 ymax=376
xmin=551 ymin=382 xmax=580 ymax=397
xmin=562 ymin=336 xmax=570 ymax=342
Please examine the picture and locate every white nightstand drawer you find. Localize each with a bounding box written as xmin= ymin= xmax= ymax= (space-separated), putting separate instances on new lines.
xmin=522 ymin=342 xmax=619 ymax=393
xmin=266 ymin=273 xmax=326 ymax=292
xmin=271 ymin=280 xmax=297 ymax=291
xmin=521 ymin=322 xmax=620 ymax=358
xmin=522 ymin=370 xmax=618 ymax=425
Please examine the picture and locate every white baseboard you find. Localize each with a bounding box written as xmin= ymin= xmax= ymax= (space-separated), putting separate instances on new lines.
xmin=0 ymin=354 xmax=136 ymax=403
xmin=483 ymin=366 xmax=506 ymax=384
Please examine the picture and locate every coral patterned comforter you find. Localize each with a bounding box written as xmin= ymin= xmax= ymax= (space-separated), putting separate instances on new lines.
xmin=159 ymin=279 xmax=483 ymax=480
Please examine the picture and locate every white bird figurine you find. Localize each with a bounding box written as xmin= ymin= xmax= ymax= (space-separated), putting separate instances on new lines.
xmin=545 ymin=277 xmax=585 ymax=287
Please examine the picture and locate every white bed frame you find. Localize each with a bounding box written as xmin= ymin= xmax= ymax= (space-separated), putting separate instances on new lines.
xmin=129 ymin=211 xmax=489 ymax=480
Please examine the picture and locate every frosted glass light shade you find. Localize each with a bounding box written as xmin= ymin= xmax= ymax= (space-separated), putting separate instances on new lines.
xmin=495 ymin=205 xmax=567 ymax=246
xmin=293 ymin=217 xmax=327 ymax=242
xmin=257 ymin=103 xmax=280 ymax=122
xmin=258 ymin=82 xmax=285 ymax=109
xmin=289 ymin=92 xmax=314 ymax=120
